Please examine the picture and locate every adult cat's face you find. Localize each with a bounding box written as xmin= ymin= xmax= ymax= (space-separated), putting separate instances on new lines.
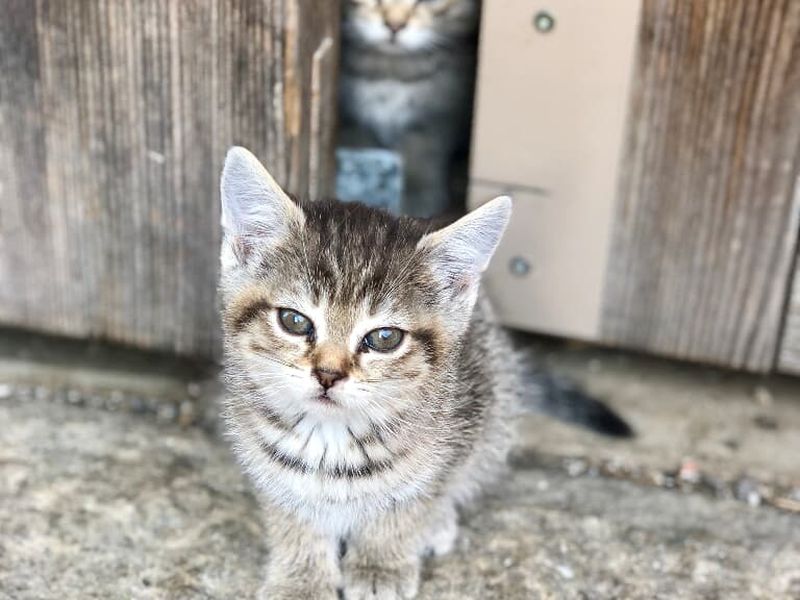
xmin=343 ymin=0 xmax=480 ymax=52
xmin=219 ymin=148 xmax=509 ymax=431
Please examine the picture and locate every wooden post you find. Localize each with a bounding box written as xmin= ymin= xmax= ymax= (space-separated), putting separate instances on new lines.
xmin=0 ymin=0 xmax=339 ymax=359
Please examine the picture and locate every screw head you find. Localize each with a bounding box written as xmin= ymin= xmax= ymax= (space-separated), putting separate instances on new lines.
xmin=533 ymin=11 xmax=555 ymax=33
xmin=509 ymin=256 xmax=531 ymax=277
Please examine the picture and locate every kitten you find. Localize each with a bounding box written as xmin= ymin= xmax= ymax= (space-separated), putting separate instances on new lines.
xmin=219 ymin=147 xmax=629 ymax=599
xmin=338 ymin=0 xmax=480 ymax=218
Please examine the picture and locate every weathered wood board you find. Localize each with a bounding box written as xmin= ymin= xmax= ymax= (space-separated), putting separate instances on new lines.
xmin=777 ymin=180 xmax=800 ymax=375
xmin=0 ymin=0 xmax=339 ymax=359
xmin=601 ymin=0 xmax=800 ymax=371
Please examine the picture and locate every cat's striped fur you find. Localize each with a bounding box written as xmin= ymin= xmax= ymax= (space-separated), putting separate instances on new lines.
xmin=219 ymin=148 xmax=629 ymax=599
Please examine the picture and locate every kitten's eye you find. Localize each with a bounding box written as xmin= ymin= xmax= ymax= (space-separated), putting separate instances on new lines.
xmin=363 ymin=328 xmax=404 ymax=352
xmin=278 ymin=308 xmax=314 ymax=337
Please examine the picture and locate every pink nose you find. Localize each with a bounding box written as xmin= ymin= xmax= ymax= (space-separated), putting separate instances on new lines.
xmin=314 ymin=368 xmax=346 ymax=390
xmin=385 ymin=20 xmax=406 ymax=35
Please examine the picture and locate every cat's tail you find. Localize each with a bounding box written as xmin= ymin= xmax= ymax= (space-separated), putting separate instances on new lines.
xmin=523 ymin=374 xmax=634 ymax=438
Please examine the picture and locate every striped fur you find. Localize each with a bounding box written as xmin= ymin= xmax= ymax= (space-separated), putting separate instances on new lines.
xmin=220 ymin=148 xmax=514 ymax=599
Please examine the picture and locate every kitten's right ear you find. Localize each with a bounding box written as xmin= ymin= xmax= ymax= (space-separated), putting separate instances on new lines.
xmin=220 ymin=146 xmax=304 ymax=265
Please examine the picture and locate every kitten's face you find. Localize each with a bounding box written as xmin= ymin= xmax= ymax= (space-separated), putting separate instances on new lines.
xmin=343 ymin=0 xmax=480 ymax=52
xmin=219 ymin=148 xmax=509 ymax=430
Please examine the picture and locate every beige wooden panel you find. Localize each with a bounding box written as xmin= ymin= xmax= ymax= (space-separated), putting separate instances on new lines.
xmin=471 ymin=185 xmax=601 ymax=340
xmin=468 ymin=0 xmax=641 ymax=340
xmin=601 ymin=0 xmax=800 ymax=372
xmin=0 ymin=0 xmax=339 ymax=359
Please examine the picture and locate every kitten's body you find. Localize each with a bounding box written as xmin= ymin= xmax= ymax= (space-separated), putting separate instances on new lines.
xmin=339 ymin=0 xmax=480 ymax=217
xmin=219 ymin=148 xmax=629 ymax=599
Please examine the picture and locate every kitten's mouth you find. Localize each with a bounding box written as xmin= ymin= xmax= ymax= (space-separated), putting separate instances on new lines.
xmin=316 ymin=391 xmax=336 ymax=405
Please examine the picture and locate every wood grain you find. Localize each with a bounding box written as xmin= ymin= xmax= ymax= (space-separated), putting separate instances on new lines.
xmin=601 ymin=0 xmax=800 ymax=371
xmin=777 ymin=179 xmax=800 ymax=374
xmin=0 ymin=0 xmax=339 ymax=359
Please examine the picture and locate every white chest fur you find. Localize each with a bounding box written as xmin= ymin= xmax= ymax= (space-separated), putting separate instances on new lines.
xmin=241 ymin=414 xmax=432 ymax=536
xmin=342 ymin=77 xmax=425 ymax=146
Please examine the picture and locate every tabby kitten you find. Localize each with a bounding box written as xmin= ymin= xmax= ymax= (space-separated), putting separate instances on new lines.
xmin=339 ymin=0 xmax=481 ymax=217
xmin=220 ymin=146 xmax=518 ymax=599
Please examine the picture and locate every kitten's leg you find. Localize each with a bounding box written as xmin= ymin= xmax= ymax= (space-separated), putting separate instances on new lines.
xmin=423 ymin=500 xmax=459 ymax=558
xmin=397 ymin=130 xmax=452 ymax=218
xmin=259 ymin=504 xmax=341 ymax=600
xmin=343 ymin=500 xmax=455 ymax=600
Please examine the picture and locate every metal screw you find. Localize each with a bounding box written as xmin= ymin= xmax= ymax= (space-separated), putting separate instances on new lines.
xmin=533 ymin=11 xmax=555 ymax=33
xmin=509 ymin=256 xmax=531 ymax=277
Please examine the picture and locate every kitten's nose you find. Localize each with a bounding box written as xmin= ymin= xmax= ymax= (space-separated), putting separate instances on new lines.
xmin=385 ymin=19 xmax=406 ymax=35
xmin=314 ymin=368 xmax=346 ymax=390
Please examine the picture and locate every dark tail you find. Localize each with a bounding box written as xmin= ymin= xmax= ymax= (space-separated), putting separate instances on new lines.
xmin=526 ymin=374 xmax=634 ymax=438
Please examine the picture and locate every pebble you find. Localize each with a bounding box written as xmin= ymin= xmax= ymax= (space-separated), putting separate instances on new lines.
xmin=555 ymin=564 xmax=575 ymax=580
xmin=0 ymin=383 xmax=13 ymax=399
xmin=157 ymin=402 xmax=178 ymax=423
xmin=566 ymin=459 xmax=587 ymax=477
xmin=753 ymin=385 xmax=773 ymax=407
xmin=678 ymin=458 xmax=701 ymax=484
xmin=734 ymin=478 xmax=762 ymax=507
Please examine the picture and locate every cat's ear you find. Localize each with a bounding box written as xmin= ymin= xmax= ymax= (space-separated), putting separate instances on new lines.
xmin=219 ymin=146 xmax=304 ymax=266
xmin=417 ymin=196 xmax=511 ymax=298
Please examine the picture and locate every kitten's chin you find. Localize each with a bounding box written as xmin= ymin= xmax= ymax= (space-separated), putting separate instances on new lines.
xmin=315 ymin=391 xmax=337 ymax=406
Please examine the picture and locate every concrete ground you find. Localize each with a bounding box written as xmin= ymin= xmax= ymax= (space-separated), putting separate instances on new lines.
xmin=0 ymin=332 xmax=798 ymax=599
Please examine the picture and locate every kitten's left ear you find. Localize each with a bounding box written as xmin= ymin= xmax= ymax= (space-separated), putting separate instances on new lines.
xmin=219 ymin=146 xmax=304 ymax=266
xmin=417 ymin=196 xmax=512 ymax=297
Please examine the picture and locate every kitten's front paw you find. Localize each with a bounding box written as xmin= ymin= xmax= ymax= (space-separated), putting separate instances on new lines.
xmin=258 ymin=577 xmax=339 ymax=600
xmin=344 ymin=565 xmax=420 ymax=600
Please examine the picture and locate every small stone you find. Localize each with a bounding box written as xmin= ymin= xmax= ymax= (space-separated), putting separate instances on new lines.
xmin=67 ymin=389 xmax=83 ymax=404
xmin=186 ymin=382 xmax=202 ymax=398
xmin=735 ymin=478 xmax=762 ymax=507
xmin=566 ymin=459 xmax=587 ymax=477
xmin=0 ymin=383 xmax=13 ymax=399
xmin=157 ymin=402 xmax=178 ymax=423
xmin=503 ymin=557 xmax=514 ymax=568
xmin=754 ymin=385 xmax=773 ymax=407
xmin=651 ymin=560 xmax=662 ymax=572
xmin=556 ymin=564 xmax=574 ymax=580
xmin=108 ymin=390 xmax=125 ymax=409
xmin=678 ymin=458 xmax=701 ymax=484
xmin=178 ymin=400 xmax=195 ymax=427
xmin=34 ymin=386 xmax=50 ymax=401
xmin=536 ymin=479 xmax=550 ymax=491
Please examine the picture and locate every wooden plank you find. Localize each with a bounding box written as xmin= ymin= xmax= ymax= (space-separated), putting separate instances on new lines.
xmin=0 ymin=0 xmax=339 ymax=359
xmin=777 ymin=180 xmax=800 ymax=374
xmin=601 ymin=0 xmax=800 ymax=372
